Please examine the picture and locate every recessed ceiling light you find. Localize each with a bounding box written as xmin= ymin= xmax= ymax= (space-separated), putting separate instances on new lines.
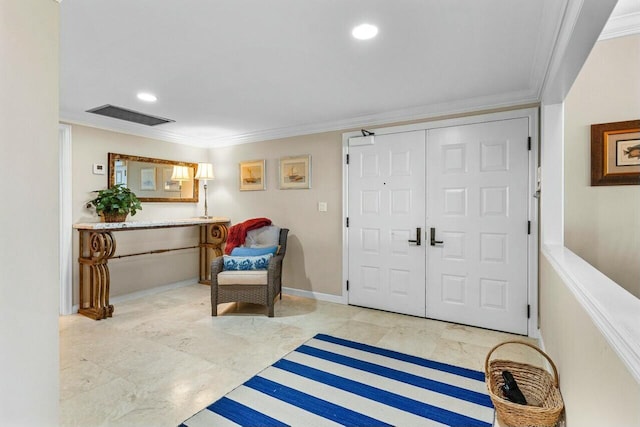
xmin=352 ymin=23 xmax=378 ymax=40
xmin=137 ymin=92 xmax=157 ymax=102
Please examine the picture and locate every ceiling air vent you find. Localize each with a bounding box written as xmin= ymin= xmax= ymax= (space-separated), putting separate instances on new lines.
xmin=86 ymin=104 xmax=174 ymax=126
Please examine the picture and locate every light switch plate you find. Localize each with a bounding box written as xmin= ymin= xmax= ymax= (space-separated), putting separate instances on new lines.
xmin=93 ymin=163 xmax=106 ymax=175
xmin=318 ymin=202 xmax=328 ymax=212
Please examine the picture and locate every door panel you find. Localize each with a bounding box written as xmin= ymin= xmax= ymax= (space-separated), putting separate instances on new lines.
xmin=346 ymin=118 xmax=530 ymax=334
xmin=426 ymin=118 xmax=529 ymax=335
xmin=348 ymin=131 xmax=426 ymax=317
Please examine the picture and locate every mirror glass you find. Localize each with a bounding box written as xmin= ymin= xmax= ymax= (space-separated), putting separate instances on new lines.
xmin=108 ymin=153 xmax=199 ymax=202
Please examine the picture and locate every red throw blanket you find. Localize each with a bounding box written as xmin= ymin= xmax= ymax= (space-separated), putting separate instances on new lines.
xmin=224 ymin=217 xmax=272 ymax=254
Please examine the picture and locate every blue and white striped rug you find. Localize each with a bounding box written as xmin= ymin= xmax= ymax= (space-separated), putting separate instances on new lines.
xmin=179 ymin=334 xmax=494 ymax=427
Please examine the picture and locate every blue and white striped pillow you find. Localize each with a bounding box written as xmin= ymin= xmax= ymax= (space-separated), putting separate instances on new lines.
xmin=223 ymin=254 xmax=273 ymax=271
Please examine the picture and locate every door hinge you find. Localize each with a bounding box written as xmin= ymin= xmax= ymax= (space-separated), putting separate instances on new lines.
xmin=528 ymin=136 xmax=532 ymax=151
xmin=346 ymin=217 xmax=349 ymax=228
xmin=346 ymin=280 xmax=349 ymax=291
xmin=527 ymin=221 xmax=531 ymax=235
xmin=527 ymin=304 xmax=531 ymax=319
xmin=346 ymin=154 xmax=350 ymax=164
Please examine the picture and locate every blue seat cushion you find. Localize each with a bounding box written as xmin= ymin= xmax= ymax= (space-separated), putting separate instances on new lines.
xmin=223 ymin=254 xmax=273 ymax=271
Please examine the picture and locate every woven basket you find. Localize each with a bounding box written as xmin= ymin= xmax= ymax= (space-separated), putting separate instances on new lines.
xmin=100 ymin=212 xmax=128 ymax=223
xmin=485 ymin=341 xmax=564 ymax=427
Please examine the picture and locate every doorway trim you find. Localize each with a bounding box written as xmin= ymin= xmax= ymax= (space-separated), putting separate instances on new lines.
xmin=59 ymin=124 xmax=73 ymax=315
xmin=342 ymin=107 xmax=540 ymax=337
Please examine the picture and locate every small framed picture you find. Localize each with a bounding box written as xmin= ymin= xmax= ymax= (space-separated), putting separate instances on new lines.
xmin=591 ymin=119 xmax=640 ymax=186
xmin=279 ymin=155 xmax=311 ymax=189
xmin=239 ymin=159 xmax=266 ymax=191
xmin=616 ymin=138 xmax=640 ymax=167
xmin=140 ymin=168 xmax=156 ymax=191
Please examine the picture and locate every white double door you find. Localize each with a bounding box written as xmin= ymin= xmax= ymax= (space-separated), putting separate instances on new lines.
xmin=348 ymin=118 xmax=530 ymax=335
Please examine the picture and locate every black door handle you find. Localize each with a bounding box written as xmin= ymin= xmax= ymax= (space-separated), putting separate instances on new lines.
xmin=430 ymin=227 xmax=443 ymax=246
xmin=408 ymin=227 xmax=421 ymax=246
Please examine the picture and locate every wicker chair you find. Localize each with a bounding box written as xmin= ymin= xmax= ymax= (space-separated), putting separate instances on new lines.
xmin=211 ymin=228 xmax=289 ymax=317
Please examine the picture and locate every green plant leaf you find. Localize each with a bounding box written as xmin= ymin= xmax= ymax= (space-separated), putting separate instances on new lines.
xmin=87 ymin=184 xmax=142 ymax=217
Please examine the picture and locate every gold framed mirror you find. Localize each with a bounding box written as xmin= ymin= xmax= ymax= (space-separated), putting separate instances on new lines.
xmin=108 ymin=153 xmax=199 ymax=202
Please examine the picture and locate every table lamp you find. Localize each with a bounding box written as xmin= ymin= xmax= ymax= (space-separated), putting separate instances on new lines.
xmin=170 ymin=165 xmax=191 ymax=195
xmin=195 ymin=162 xmax=215 ymax=218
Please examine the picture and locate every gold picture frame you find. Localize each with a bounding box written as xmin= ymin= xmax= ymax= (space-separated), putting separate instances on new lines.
xmin=239 ymin=159 xmax=266 ymax=191
xmin=591 ymin=119 xmax=640 ymax=186
xmin=279 ymin=155 xmax=311 ymax=189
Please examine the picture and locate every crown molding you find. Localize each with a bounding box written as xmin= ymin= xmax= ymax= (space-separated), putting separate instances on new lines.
xmin=599 ymin=11 xmax=640 ymax=40
xmin=61 ymin=88 xmax=539 ymax=149
xmin=529 ymin=0 xmax=569 ymax=103
xmin=207 ymin=89 xmax=540 ymax=147
xmin=541 ymin=0 xmax=618 ymax=104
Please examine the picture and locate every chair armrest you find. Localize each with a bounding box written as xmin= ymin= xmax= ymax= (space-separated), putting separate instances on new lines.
xmin=211 ymin=257 xmax=224 ymax=285
xmin=268 ymin=254 xmax=284 ymax=276
xmin=267 ymin=255 xmax=284 ymax=300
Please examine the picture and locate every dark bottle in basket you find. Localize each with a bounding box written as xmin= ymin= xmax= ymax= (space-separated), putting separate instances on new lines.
xmin=501 ymin=370 xmax=528 ymax=405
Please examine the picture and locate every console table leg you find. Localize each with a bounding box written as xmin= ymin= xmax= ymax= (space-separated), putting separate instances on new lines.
xmin=199 ymin=223 xmax=228 ymax=285
xmin=78 ymin=230 xmax=115 ymax=320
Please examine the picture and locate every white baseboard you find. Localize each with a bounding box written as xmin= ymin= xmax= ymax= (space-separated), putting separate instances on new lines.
xmin=67 ymin=281 xmax=345 ymax=314
xmin=537 ymin=333 xmax=546 ymax=352
xmin=282 ymin=287 xmax=346 ymax=305
xmin=70 ymin=278 xmax=199 ymax=314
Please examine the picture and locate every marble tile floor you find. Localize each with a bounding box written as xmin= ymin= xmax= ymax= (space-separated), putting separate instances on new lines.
xmin=60 ymin=284 xmax=538 ymax=427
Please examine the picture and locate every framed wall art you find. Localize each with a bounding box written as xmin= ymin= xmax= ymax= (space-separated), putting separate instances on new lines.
xmin=591 ymin=119 xmax=640 ymax=186
xmin=239 ymin=159 xmax=266 ymax=191
xmin=140 ymin=167 xmax=156 ymax=191
xmin=279 ymin=155 xmax=311 ymax=189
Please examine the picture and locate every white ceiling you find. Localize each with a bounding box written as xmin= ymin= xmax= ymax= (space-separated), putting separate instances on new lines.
xmin=59 ymin=0 xmax=638 ymax=148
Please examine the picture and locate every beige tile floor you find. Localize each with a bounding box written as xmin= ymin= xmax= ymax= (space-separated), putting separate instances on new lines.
xmin=60 ymin=284 xmax=538 ymax=427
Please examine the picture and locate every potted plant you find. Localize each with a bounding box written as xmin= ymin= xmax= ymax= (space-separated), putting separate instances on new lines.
xmin=88 ymin=184 xmax=142 ymax=222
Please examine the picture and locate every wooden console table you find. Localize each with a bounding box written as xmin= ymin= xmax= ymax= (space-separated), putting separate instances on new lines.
xmin=74 ymin=217 xmax=229 ymax=320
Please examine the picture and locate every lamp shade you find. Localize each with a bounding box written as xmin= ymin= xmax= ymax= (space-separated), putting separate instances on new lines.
xmin=171 ymin=165 xmax=191 ymax=181
xmin=195 ymin=163 xmax=215 ymax=181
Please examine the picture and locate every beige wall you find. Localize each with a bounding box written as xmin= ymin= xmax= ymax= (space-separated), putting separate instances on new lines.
xmin=539 ymin=254 xmax=640 ymax=426
xmin=542 ymin=34 xmax=640 ymax=426
xmin=564 ymin=34 xmax=640 ymax=298
xmin=70 ymin=125 xmax=210 ymax=300
xmin=71 ymin=104 xmax=538 ymax=301
xmin=0 ymin=1 xmax=60 ymax=424
xmin=207 ymin=105 xmax=538 ymax=298
xmin=210 ymin=131 xmax=344 ymax=296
